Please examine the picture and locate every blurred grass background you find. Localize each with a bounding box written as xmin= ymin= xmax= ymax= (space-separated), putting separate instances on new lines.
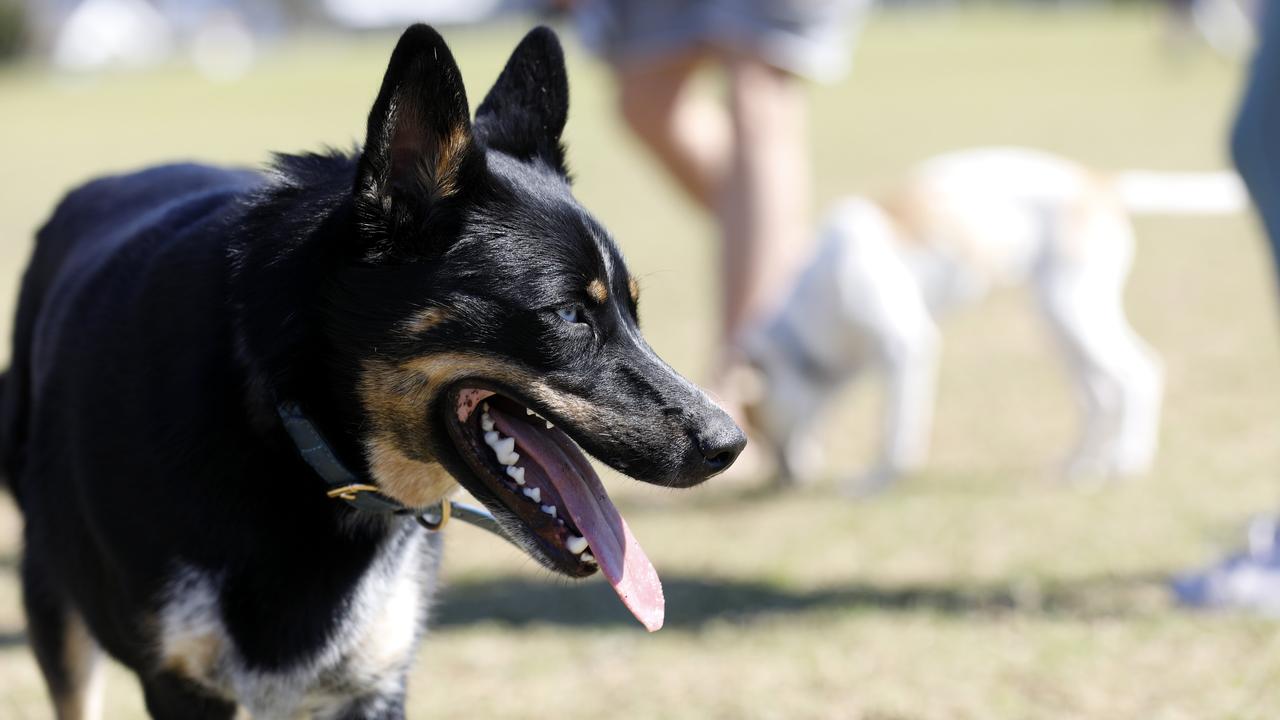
xmin=1 ymin=5 xmax=1279 ymax=718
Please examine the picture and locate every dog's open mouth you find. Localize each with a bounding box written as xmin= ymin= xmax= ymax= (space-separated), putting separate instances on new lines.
xmin=446 ymin=387 xmax=664 ymax=631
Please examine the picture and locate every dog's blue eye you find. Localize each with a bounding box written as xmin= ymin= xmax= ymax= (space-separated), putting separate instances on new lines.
xmin=556 ymin=306 xmax=580 ymax=324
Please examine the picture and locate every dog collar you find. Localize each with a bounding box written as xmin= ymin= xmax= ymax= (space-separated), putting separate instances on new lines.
xmin=275 ymin=401 xmax=510 ymax=541
xmin=771 ymin=320 xmax=847 ymax=387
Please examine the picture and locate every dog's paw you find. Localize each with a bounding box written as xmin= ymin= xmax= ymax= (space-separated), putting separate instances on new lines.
xmin=1057 ymin=453 xmax=1127 ymax=492
xmin=773 ymin=436 xmax=824 ymax=489
xmin=839 ymin=466 xmax=899 ymax=499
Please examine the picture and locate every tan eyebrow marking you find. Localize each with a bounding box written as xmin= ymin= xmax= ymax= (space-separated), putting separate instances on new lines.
xmin=587 ymin=278 xmax=608 ymax=304
xmin=403 ymin=307 xmax=449 ymax=336
xmin=628 ymin=277 xmax=640 ymax=304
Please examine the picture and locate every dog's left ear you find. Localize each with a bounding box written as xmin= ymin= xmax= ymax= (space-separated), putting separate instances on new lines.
xmin=356 ymin=24 xmax=477 ymax=236
xmin=474 ymin=26 xmax=569 ymax=176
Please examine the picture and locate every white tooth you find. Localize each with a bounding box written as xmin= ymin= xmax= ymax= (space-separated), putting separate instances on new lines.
xmin=566 ymin=535 xmax=588 ymax=555
xmin=499 ymin=451 xmax=519 ymax=467
xmin=506 ymin=466 xmax=525 ymax=485
xmin=526 ymin=408 xmax=535 ymax=416
xmin=581 ymin=552 xmax=595 ymax=564
xmin=541 ymin=505 xmax=556 ymax=517
xmin=522 ymin=487 xmax=541 ymax=502
xmin=484 ymin=431 xmax=500 ymax=446
xmin=481 ymin=413 xmax=495 ymax=432
xmin=545 ymin=420 xmax=554 ymax=429
xmin=493 ymin=437 xmax=515 ymax=457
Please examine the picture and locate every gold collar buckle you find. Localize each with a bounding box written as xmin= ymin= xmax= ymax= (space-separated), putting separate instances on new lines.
xmin=325 ymin=483 xmax=382 ymax=502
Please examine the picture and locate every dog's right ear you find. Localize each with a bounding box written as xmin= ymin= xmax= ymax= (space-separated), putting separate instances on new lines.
xmin=355 ymin=25 xmax=476 ymax=238
xmin=473 ymin=26 xmax=569 ymax=176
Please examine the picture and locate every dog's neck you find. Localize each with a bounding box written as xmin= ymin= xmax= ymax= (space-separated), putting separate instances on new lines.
xmin=228 ymin=153 xmax=372 ymax=479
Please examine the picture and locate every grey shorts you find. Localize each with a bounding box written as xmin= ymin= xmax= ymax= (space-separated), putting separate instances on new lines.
xmin=574 ymin=0 xmax=870 ymax=82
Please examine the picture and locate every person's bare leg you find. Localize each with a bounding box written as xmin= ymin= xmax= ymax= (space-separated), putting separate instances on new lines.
xmin=719 ymin=54 xmax=812 ymax=355
xmin=616 ymin=50 xmax=732 ymax=211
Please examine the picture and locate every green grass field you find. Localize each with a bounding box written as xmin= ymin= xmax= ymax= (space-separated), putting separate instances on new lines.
xmin=1 ymin=6 xmax=1279 ymax=718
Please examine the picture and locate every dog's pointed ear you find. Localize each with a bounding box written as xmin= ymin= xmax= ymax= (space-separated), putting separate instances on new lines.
xmin=356 ymin=25 xmax=476 ymax=234
xmin=474 ymin=26 xmax=569 ymax=175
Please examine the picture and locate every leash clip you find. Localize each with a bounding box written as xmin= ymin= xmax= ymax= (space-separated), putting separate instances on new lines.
xmin=325 ymin=483 xmax=382 ymax=502
xmin=416 ymin=499 xmax=452 ymax=531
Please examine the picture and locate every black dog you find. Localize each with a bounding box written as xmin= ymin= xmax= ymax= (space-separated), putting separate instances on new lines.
xmin=1 ymin=25 xmax=744 ymax=719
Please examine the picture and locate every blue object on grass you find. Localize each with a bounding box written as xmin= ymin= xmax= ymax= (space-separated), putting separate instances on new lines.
xmin=1173 ymin=516 xmax=1280 ymax=615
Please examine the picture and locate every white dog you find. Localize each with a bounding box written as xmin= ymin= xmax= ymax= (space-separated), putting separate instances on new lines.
xmin=741 ymin=147 xmax=1245 ymax=493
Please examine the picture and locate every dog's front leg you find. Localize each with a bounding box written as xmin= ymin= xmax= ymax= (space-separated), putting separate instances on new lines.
xmin=139 ymin=672 xmax=238 ymax=720
xmin=847 ymin=324 xmax=940 ymax=497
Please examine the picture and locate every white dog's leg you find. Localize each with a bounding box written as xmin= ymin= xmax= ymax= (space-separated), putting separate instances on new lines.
xmin=845 ymin=316 xmax=941 ymax=497
xmin=1036 ymin=206 xmax=1162 ymax=482
xmin=1038 ymin=280 xmax=1120 ymax=480
xmin=882 ymin=328 xmax=941 ymax=485
xmin=1103 ymin=318 xmax=1164 ymax=476
xmin=1058 ymin=314 xmax=1161 ymax=479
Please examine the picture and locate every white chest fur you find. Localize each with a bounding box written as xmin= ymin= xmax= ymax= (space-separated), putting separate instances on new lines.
xmin=156 ymin=527 xmax=440 ymax=718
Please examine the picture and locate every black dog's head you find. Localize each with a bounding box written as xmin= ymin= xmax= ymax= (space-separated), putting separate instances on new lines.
xmin=278 ymin=25 xmax=744 ymax=622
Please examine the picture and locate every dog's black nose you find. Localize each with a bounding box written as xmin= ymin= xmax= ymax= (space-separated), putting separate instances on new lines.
xmin=695 ymin=424 xmax=748 ymax=473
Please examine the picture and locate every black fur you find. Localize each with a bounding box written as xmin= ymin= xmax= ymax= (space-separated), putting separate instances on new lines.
xmin=2 ymin=25 xmax=743 ymax=718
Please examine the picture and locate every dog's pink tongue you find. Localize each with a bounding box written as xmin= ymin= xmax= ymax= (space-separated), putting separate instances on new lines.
xmin=491 ymin=410 xmax=664 ymax=631
xmin=555 ymin=462 xmax=665 ymax=632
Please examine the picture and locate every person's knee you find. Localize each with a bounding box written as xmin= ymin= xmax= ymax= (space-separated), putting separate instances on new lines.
xmin=618 ymin=81 xmax=676 ymax=147
xmin=729 ymin=61 xmax=803 ymax=144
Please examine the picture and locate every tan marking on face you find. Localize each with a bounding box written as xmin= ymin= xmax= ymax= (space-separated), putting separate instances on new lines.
xmin=358 ymin=351 xmax=618 ymax=507
xmin=358 ymin=352 xmax=546 ymax=508
xmin=528 ymin=389 xmax=605 ymax=430
xmin=396 ymin=353 xmax=608 ymax=426
xmin=359 ymin=356 xmax=458 ymax=508
xmin=365 ymin=435 xmax=455 ymax=509
xmin=403 ymin=307 xmax=449 ymax=337
xmin=56 ymin=610 xmax=105 ymax=720
xmin=628 ymin=277 xmax=640 ymax=304
xmin=587 ymin=278 xmax=608 ymax=304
